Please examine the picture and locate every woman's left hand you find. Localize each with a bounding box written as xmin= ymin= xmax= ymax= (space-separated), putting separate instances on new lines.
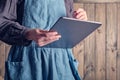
xmin=73 ymin=8 xmax=87 ymax=21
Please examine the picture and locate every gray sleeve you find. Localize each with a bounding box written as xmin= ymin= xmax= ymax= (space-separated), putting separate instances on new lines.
xmin=64 ymin=0 xmax=74 ymax=17
xmin=0 ymin=0 xmax=31 ymax=46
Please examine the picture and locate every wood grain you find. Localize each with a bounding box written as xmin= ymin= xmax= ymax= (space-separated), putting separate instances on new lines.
xmin=74 ymin=0 xmax=120 ymax=3
xmin=95 ymin=3 xmax=106 ymax=80
xmin=117 ymin=3 xmax=120 ymax=80
xmin=83 ymin=3 xmax=96 ymax=80
xmin=0 ymin=42 xmax=5 ymax=80
xmin=106 ymin=3 xmax=117 ymax=80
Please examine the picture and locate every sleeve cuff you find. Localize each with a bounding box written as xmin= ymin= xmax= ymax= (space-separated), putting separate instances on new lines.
xmin=21 ymin=26 xmax=32 ymax=46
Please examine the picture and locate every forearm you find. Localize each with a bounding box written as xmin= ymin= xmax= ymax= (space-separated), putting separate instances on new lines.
xmin=0 ymin=18 xmax=31 ymax=46
xmin=0 ymin=0 xmax=32 ymax=46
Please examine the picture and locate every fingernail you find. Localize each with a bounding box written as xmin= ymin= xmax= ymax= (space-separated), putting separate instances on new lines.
xmin=59 ymin=35 xmax=61 ymax=38
xmin=73 ymin=12 xmax=78 ymax=18
xmin=74 ymin=11 xmax=77 ymax=13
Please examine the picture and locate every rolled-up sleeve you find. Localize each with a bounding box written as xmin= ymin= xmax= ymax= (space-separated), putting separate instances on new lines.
xmin=0 ymin=0 xmax=31 ymax=46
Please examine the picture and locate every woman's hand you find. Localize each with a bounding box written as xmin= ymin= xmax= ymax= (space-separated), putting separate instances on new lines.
xmin=73 ymin=8 xmax=87 ymax=21
xmin=26 ymin=29 xmax=61 ymax=46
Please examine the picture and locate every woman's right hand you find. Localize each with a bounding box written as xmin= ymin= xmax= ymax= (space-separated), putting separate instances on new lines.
xmin=25 ymin=29 xmax=61 ymax=46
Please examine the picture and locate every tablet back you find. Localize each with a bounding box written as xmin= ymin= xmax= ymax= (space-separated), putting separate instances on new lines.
xmin=42 ymin=17 xmax=102 ymax=48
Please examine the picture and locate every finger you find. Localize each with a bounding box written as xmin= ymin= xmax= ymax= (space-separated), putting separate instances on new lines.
xmin=45 ymin=31 xmax=59 ymax=37
xmin=44 ymin=35 xmax=61 ymax=41
xmin=37 ymin=30 xmax=58 ymax=37
xmin=73 ymin=8 xmax=84 ymax=16
xmin=76 ymin=8 xmax=85 ymax=14
xmin=37 ymin=34 xmax=61 ymax=43
xmin=76 ymin=12 xmax=86 ymax=19
xmin=75 ymin=12 xmax=84 ymax=18
xmin=37 ymin=34 xmax=61 ymax=45
xmin=77 ymin=16 xmax=86 ymax=20
xmin=38 ymin=35 xmax=61 ymax=46
xmin=75 ymin=12 xmax=87 ymax=20
xmin=73 ymin=8 xmax=87 ymax=17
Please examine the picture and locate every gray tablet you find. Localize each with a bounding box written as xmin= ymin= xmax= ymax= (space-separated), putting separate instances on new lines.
xmin=42 ymin=17 xmax=102 ymax=48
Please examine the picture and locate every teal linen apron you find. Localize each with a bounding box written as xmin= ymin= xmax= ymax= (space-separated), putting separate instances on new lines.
xmin=5 ymin=0 xmax=81 ymax=80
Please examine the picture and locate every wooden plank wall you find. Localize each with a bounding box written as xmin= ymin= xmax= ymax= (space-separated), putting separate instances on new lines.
xmin=0 ymin=42 xmax=10 ymax=80
xmin=117 ymin=3 xmax=120 ymax=80
xmin=0 ymin=2 xmax=120 ymax=80
xmin=74 ymin=0 xmax=120 ymax=3
xmin=73 ymin=2 xmax=120 ymax=80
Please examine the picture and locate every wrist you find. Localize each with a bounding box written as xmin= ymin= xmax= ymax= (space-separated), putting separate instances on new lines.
xmin=25 ymin=29 xmax=33 ymax=40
